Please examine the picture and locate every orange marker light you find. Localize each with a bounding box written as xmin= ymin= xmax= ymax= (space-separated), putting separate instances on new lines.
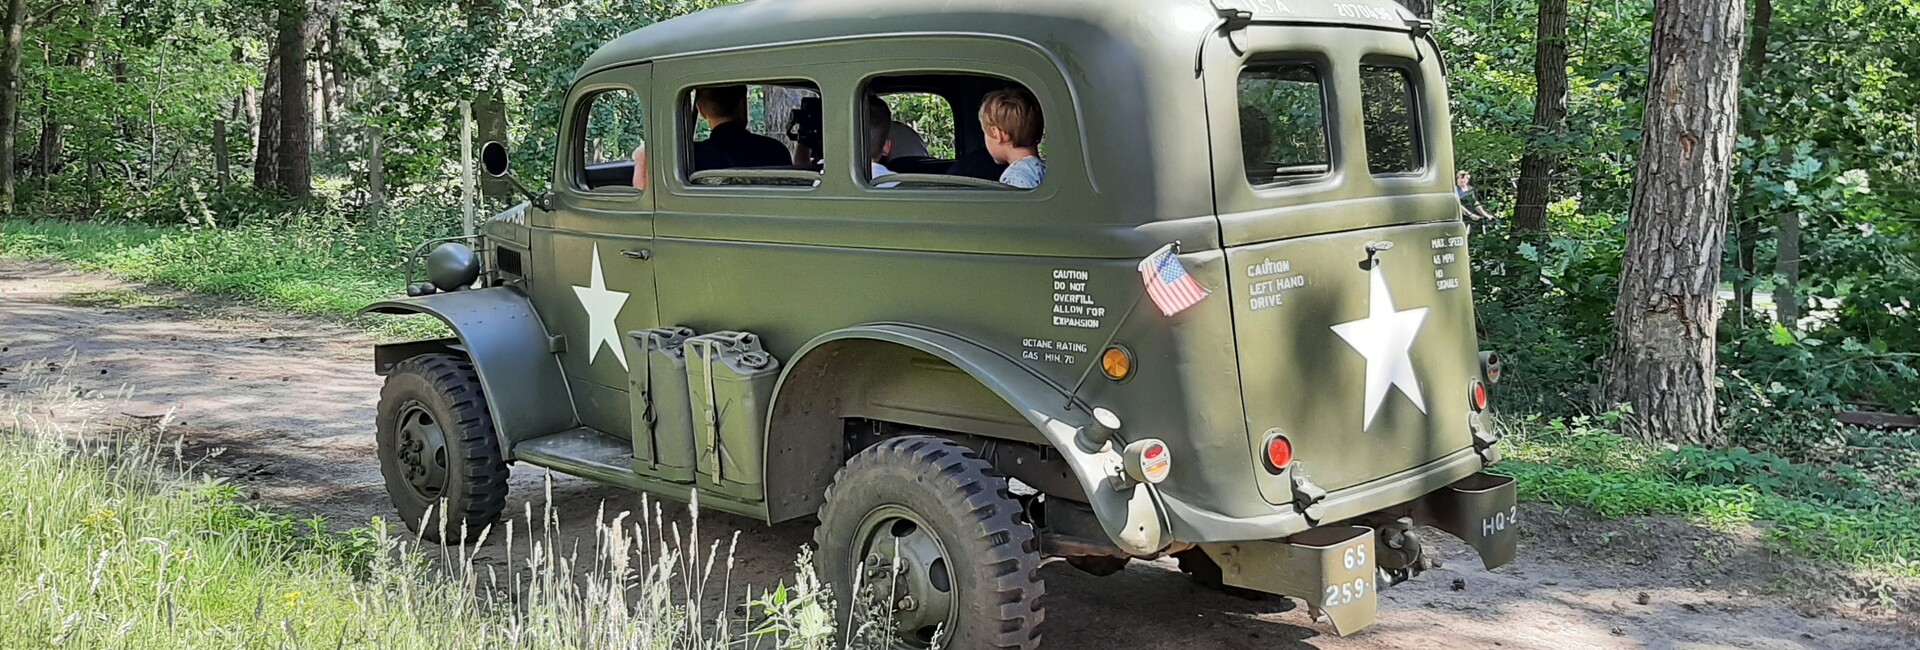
xmin=1101 ymin=346 xmax=1133 ymax=381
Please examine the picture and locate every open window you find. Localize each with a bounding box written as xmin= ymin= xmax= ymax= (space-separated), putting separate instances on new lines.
xmin=571 ymin=88 xmax=645 ymax=191
xmin=1237 ymin=61 xmax=1330 ymax=186
xmin=680 ymin=81 xmax=820 ymax=188
xmin=859 ymin=74 xmax=1041 ymax=191
xmin=1359 ymin=64 xmax=1422 ymax=175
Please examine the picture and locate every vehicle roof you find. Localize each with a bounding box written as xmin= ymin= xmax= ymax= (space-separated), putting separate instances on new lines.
xmin=578 ymin=0 xmax=1418 ymax=75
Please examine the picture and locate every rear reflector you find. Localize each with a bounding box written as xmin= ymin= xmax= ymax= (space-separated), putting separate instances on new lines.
xmin=1470 ymin=380 xmax=1488 ymax=411
xmin=1123 ymin=439 xmax=1172 ymax=484
xmin=1264 ymin=434 xmax=1294 ymax=473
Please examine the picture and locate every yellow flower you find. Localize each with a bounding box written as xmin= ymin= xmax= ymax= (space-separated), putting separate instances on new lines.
xmin=282 ymin=591 xmax=303 ymax=606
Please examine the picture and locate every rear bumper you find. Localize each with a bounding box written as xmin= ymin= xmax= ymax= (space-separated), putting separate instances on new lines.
xmin=1197 ymin=471 xmax=1520 ymax=636
xmin=1161 ymin=445 xmax=1491 ymax=543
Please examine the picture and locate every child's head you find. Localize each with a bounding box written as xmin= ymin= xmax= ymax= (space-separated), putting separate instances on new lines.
xmin=865 ymin=95 xmax=893 ymax=162
xmin=978 ymin=88 xmax=1043 ymax=164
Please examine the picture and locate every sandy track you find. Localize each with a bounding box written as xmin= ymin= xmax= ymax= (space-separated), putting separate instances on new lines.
xmin=2 ymin=258 xmax=1914 ymax=650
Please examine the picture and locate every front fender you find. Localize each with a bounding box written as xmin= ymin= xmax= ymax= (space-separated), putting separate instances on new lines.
xmin=363 ymin=287 xmax=577 ymax=454
xmin=765 ymin=323 xmax=1169 ymax=555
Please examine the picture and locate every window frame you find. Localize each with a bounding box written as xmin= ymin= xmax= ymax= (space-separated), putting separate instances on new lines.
xmin=1356 ymin=60 xmax=1426 ymax=177
xmin=1235 ymin=57 xmax=1336 ymax=190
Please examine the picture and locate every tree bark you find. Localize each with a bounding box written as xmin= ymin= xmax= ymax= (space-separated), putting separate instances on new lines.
xmin=1775 ymin=211 xmax=1799 ymax=326
xmin=1733 ymin=0 xmax=1775 ymax=314
xmin=1605 ymin=0 xmax=1747 ymax=447
xmin=764 ymin=85 xmax=806 ymax=158
xmin=0 ymin=0 xmax=27 ymax=213
xmin=1395 ymin=0 xmax=1434 ymax=20
xmin=367 ymin=124 xmax=383 ymax=226
xmin=1512 ymin=0 xmax=1568 ymax=232
xmin=274 ymin=0 xmax=314 ymax=198
xmin=253 ymin=52 xmax=281 ymax=190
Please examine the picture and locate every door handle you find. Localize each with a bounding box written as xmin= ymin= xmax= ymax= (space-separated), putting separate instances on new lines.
xmin=621 ymin=248 xmax=651 ymax=261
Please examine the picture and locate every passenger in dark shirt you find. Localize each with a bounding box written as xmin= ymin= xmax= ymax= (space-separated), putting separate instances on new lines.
xmin=691 ymin=85 xmax=793 ymax=172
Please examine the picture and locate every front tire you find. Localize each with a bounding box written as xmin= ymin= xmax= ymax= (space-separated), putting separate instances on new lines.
xmin=814 ymin=435 xmax=1046 ymax=649
xmin=375 ymin=353 xmax=508 ymax=543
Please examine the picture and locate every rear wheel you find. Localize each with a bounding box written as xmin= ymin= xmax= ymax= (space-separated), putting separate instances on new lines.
xmin=814 ymin=435 xmax=1045 ymax=649
xmin=375 ymin=354 xmax=508 ymax=543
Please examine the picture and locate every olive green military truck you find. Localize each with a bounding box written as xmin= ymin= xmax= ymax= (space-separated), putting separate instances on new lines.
xmin=363 ymin=0 xmax=1517 ymax=645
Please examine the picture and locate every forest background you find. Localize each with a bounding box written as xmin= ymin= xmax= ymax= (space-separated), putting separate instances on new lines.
xmin=0 ymin=0 xmax=1917 ymax=571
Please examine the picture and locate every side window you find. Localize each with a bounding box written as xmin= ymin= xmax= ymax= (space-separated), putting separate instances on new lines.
xmin=1360 ymin=65 xmax=1421 ymax=175
xmin=1237 ymin=61 xmax=1329 ymax=186
xmin=572 ymin=88 xmax=645 ymax=191
xmin=862 ymin=74 xmax=1045 ymax=190
xmin=681 ymin=81 xmax=820 ymax=187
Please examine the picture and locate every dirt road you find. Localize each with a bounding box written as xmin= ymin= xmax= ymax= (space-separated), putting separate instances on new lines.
xmin=2 ymin=258 xmax=1914 ymax=650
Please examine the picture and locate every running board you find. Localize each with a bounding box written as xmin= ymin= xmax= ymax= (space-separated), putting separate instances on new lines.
xmin=511 ymin=428 xmax=771 ymax=521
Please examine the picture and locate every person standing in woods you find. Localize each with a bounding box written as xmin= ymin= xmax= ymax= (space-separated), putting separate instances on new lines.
xmin=1457 ymin=170 xmax=1498 ymax=227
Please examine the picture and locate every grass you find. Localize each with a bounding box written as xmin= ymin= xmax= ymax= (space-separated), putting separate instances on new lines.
xmin=1491 ymin=413 xmax=1920 ymax=577
xmin=0 ymin=365 xmax=845 ymax=649
xmin=1 ymin=216 xmax=448 ymax=340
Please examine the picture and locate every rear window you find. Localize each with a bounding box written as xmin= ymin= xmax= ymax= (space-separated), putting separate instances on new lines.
xmin=1360 ymin=65 xmax=1421 ymax=174
xmin=1237 ymin=62 xmax=1329 ymax=186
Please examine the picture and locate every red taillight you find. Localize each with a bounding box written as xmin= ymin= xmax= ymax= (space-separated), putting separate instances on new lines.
xmin=1144 ymin=444 xmax=1165 ymax=461
xmin=1264 ymin=434 xmax=1293 ymax=473
xmin=1470 ymin=380 xmax=1489 ymax=411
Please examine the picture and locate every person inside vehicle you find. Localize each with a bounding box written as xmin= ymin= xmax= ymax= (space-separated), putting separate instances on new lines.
xmin=692 ymin=85 xmax=793 ymax=172
xmin=632 ymin=85 xmax=795 ymax=189
xmin=978 ymin=88 xmax=1045 ymax=188
xmin=866 ymin=96 xmax=900 ymax=188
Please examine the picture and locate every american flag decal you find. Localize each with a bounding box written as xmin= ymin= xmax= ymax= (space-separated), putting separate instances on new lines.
xmin=1138 ymin=243 xmax=1210 ymax=316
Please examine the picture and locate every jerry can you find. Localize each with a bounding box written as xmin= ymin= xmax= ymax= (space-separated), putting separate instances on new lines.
xmin=683 ymin=331 xmax=781 ymax=500
xmin=628 ymin=327 xmax=697 ymax=483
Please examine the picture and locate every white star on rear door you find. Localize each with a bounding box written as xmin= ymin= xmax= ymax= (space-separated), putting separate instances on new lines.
xmin=572 ymin=243 xmax=630 ymax=370
xmin=1330 ymin=264 xmax=1429 ymax=430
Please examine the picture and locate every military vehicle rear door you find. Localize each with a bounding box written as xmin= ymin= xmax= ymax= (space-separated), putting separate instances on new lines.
xmin=534 ymin=63 xmax=660 ymax=437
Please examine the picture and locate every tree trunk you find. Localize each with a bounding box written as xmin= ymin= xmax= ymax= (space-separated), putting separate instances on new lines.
xmin=274 ymin=1 xmax=314 ymax=198
xmin=214 ymin=117 xmax=229 ymax=188
xmin=1605 ymin=0 xmax=1746 ymax=447
xmin=367 ymin=124 xmax=383 ymax=226
xmin=1512 ymin=0 xmax=1568 ymax=232
xmin=1733 ymin=0 xmax=1775 ymax=314
xmin=764 ymin=86 xmax=806 ymax=158
xmin=32 ymin=0 xmax=107 ymax=179
xmin=0 ymin=0 xmax=27 ymax=213
xmin=1775 ymin=211 xmax=1799 ymax=326
xmin=253 ymin=52 xmax=281 ymax=190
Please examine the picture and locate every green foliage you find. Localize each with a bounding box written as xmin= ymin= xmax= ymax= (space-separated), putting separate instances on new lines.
xmin=1 ymin=208 xmax=457 ymax=340
xmin=1493 ymin=414 xmax=1920 ymax=575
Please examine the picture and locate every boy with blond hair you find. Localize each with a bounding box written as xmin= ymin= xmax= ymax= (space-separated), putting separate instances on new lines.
xmin=978 ymin=88 xmax=1045 ymax=188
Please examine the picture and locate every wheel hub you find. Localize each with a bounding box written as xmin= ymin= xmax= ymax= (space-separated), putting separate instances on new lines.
xmin=854 ymin=506 xmax=957 ymax=648
xmin=394 ymin=402 xmax=450 ymax=501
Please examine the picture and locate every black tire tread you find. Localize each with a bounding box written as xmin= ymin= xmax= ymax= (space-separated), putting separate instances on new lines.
xmin=814 ymin=435 xmax=1046 ymax=649
xmin=376 ymin=353 xmax=509 ymax=542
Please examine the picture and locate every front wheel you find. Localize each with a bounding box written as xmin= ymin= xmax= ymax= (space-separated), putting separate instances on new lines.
xmin=814 ymin=435 xmax=1046 ymax=649
xmin=375 ymin=353 xmax=509 ymax=543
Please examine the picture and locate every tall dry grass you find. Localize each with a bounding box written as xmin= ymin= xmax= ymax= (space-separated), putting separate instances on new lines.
xmin=0 ymin=358 xmax=846 ymax=649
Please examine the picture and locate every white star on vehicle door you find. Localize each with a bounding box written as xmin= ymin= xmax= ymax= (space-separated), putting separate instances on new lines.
xmin=572 ymin=243 xmax=631 ymax=370
xmin=1330 ymin=264 xmax=1429 ymax=430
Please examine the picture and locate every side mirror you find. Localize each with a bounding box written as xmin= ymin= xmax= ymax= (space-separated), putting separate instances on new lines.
xmin=479 ymin=141 xmax=550 ymax=210
xmin=482 ymin=141 xmax=511 ymax=178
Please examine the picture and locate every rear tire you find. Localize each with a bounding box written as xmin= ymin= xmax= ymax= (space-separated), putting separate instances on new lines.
xmin=814 ymin=435 xmax=1046 ymax=649
xmin=375 ymin=353 xmax=508 ymax=543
